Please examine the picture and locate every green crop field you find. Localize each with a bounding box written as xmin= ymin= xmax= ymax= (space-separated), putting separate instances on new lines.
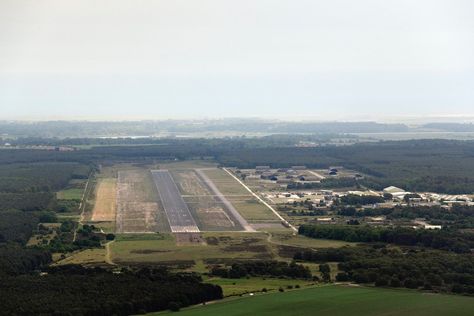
xmin=153 ymin=285 xmax=474 ymax=316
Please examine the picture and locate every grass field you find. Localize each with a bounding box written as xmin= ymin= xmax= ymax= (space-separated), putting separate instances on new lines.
xmin=110 ymin=232 xmax=271 ymax=269
xmin=206 ymin=277 xmax=315 ymax=296
xmin=108 ymin=231 xmax=355 ymax=273
xmin=152 ymin=285 xmax=474 ymax=316
xmin=54 ymin=248 xmax=107 ymax=266
xmin=56 ymin=188 xmax=84 ymax=200
xmin=202 ymin=169 xmax=279 ymax=224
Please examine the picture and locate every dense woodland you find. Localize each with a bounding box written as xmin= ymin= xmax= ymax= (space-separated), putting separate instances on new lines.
xmin=335 ymin=205 xmax=474 ymax=228
xmin=295 ymin=245 xmax=474 ymax=295
xmin=2 ymin=139 xmax=474 ymax=193
xmin=0 ymin=266 xmax=223 ymax=315
xmin=298 ymin=224 xmax=474 ymax=253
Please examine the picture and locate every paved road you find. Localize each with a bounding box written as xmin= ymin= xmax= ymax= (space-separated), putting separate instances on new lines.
xmin=151 ymin=170 xmax=200 ymax=233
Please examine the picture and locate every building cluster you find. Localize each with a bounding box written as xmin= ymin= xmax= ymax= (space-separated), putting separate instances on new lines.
xmin=238 ymin=165 xmax=355 ymax=185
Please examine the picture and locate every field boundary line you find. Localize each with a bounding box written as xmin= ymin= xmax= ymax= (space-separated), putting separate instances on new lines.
xmin=222 ymin=168 xmax=297 ymax=232
xmin=73 ymin=170 xmax=94 ymax=242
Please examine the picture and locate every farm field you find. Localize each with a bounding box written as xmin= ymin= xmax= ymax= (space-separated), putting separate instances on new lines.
xmin=153 ymin=285 xmax=474 ymax=316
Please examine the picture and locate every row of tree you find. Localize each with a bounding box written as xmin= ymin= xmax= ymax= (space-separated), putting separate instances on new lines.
xmin=210 ymin=261 xmax=312 ymax=279
xmin=298 ymin=224 xmax=474 ymax=253
xmin=294 ymin=245 xmax=474 ymax=295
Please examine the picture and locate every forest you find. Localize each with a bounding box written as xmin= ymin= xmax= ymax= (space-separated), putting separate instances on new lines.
xmin=335 ymin=205 xmax=474 ymax=228
xmin=0 ymin=266 xmax=223 ymax=315
xmin=294 ymin=245 xmax=474 ymax=295
xmin=210 ymin=261 xmax=312 ymax=279
xmin=298 ymin=224 xmax=474 ymax=253
xmin=2 ymin=139 xmax=474 ymax=193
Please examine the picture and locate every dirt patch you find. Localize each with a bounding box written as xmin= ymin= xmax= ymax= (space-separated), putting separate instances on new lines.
xmin=223 ymin=244 xmax=268 ymax=253
xmin=206 ymin=236 xmax=219 ymax=245
xmin=175 ymin=233 xmax=206 ymax=245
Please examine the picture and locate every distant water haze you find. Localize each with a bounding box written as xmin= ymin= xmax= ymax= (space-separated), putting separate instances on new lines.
xmin=1 ymin=0 xmax=473 ymax=120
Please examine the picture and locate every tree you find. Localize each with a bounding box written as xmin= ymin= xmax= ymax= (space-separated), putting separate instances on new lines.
xmin=319 ymin=264 xmax=331 ymax=282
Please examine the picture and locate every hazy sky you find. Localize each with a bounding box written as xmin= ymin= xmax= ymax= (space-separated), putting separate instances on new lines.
xmin=1 ymin=0 xmax=473 ymax=120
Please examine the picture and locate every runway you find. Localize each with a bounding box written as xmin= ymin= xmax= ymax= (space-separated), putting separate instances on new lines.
xmin=151 ymin=170 xmax=200 ymax=233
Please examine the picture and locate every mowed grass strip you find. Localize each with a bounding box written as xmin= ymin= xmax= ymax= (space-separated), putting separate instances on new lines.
xmin=153 ymin=285 xmax=474 ymax=316
xmin=91 ymin=178 xmax=117 ymax=221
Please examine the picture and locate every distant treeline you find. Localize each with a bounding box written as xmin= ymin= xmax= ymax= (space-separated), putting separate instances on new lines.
xmin=0 ymin=266 xmax=223 ymax=315
xmin=298 ymin=224 xmax=474 ymax=253
xmin=295 ymin=245 xmax=474 ymax=295
xmin=210 ymin=261 xmax=312 ymax=279
xmin=3 ymin=139 xmax=474 ymax=193
xmin=0 ymin=120 xmax=409 ymax=138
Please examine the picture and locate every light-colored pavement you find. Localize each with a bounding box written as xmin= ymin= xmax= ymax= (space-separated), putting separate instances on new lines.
xmin=308 ymin=170 xmax=326 ymax=180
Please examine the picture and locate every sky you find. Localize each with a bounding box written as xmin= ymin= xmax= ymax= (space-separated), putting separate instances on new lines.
xmin=1 ymin=0 xmax=473 ymax=121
